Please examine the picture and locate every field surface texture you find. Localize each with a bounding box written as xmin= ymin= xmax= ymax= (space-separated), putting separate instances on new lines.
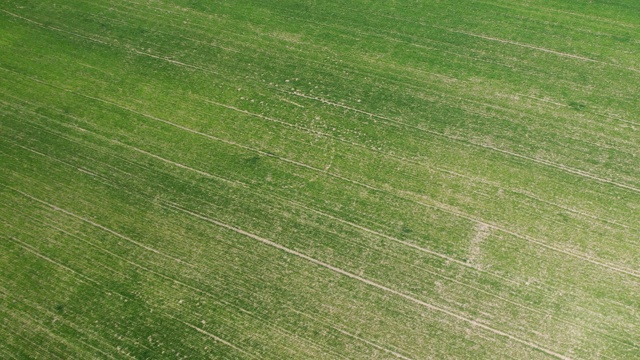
xmin=1 ymin=1 xmax=640 ymax=359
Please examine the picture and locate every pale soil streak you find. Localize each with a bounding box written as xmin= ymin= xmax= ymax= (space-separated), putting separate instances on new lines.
xmin=445 ymin=28 xmax=640 ymax=74
xmin=511 ymin=188 xmax=636 ymax=232
xmin=202 ymin=98 xmax=324 ymax=138
xmin=278 ymin=96 xmax=305 ymax=108
xmin=162 ymin=313 xmax=258 ymax=359
xmin=7 ymin=187 xmax=195 ymax=268
xmin=0 ymin=127 xmax=146 ymax=199
xmin=5 ymin=108 xmax=632 ymax=350
xmin=426 ymin=198 xmax=640 ymax=279
xmin=282 ymin=197 xmax=523 ymax=286
xmin=0 ymin=10 xmax=108 ymax=45
xmin=31 ymin=0 xmax=635 ymax=146
xmin=0 ymin=99 xmax=243 ymax=189
xmin=69 ymin=90 xmax=640 ymax=278
xmin=273 ymin=54 xmax=637 ymax=149
xmin=201 ymin=97 xmax=396 ymax=174
xmin=0 ymin=321 xmax=65 ymax=360
xmin=3 ymin=309 xmax=115 ymax=360
xmin=170 ymin=205 xmax=573 ymax=360
xmin=0 ymin=348 xmax=18 ymax=360
xmin=423 ymin=163 xmax=637 ymax=232
xmin=113 ymin=0 xmax=472 ymax=91
xmin=291 ymin=308 xmax=414 ymax=360
xmin=3 ymin=233 xmax=255 ymax=358
xmin=20 ymin=121 xmax=621 ymax=346
xmin=353 ymin=8 xmax=638 ymax=73
xmin=4 ymin=235 xmax=100 ymax=287
xmin=475 ymin=0 xmax=639 ymax=30
xmin=23 ymin=212 xmax=343 ymax=360
xmin=6 ymin=293 xmax=121 ymax=359
xmin=477 ymin=142 xmax=640 ymax=194
xmin=111 ymin=139 xmax=240 ymax=186
xmin=101 ymin=3 xmax=241 ymax=54
xmin=6 ymin=140 xmax=114 ymax=186
xmin=277 ymin=8 xmax=511 ymax=77
xmin=193 ymin=97 xmax=638 ymax=234
xmin=517 ymin=93 xmax=640 ymax=128
xmin=1 ymin=9 xmax=219 ymax=77
xmin=280 ymin=198 xmax=640 ymax=349
xmin=286 ymin=89 xmax=640 ymax=195
xmin=6 ymin=38 xmax=638 ymax=196
xmin=7 ymin=88 xmax=634 ymax=236
xmin=63 ymin=90 xmax=380 ymax=192
xmin=11 ymin=116 xmax=586 ymax=339
xmin=6 ymin=6 xmax=638 ymax=189
xmin=128 ymin=48 xmax=220 ymax=75
xmin=7 ymin=71 xmax=637 ymax=279
xmin=468 ymin=222 xmax=491 ymax=267
xmin=267 ymin=10 xmax=638 ymax=134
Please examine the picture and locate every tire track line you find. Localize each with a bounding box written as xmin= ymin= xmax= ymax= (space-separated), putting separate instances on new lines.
xmin=161 ymin=313 xmax=259 ymax=359
xmin=1 ymin=118 xmax=484 ymax=277
xmin=0 ymin=319 xmax=65 ymax=360
xmin=1 ymin=146 xmax=453 ymax=359
xmin=59 ymin=89 xmax=380 ymax=191
xmin=6 ymin=89 xmax=633 ymax=239
xmin=0 ymin=346 xmax=18 ymax=360
xmin=474 ymin=0 xmax=638 ymax=30
xmin=4 ymin=111 xmax=637 ymax=351
xmin=12 ymin=76 xmax=640 ymax=278
xmin=2 ymin=292 xmax=120 ymax=359
xmin=0 ymin=9 xmax=217 ymax=76
xmin=3 ymin=308 xmax=115 ymax=360
xmin=26 ymin=3 xmax=627 ymax=145
xmin=290 ymin=308 xmax=414 ymax=360
xmin=4 ymin=27 xmax=638 ymax=196
xmin=7 ymin=0 xmax=638 ymax=161
xmin=280 ymin=197 xmax=519 ymax=283
xmin=346 ymin=7 xmax=640 ymax=74
xmin=4 ymin=140 xmax=114 ymax=186
xmin=127 ymin=48 xmax=220 ymax=75
xmin=2 ymin=132 xmax=604 ymax=346
xmin=450 ymin=29 xmax=640 ymax=74
xmin=284 ymin=90 xmax=640 ymax=195
xmin=245 ymin=197 xmax=640 ymax=351
xmin=2 ymin=288 xmax=142 ymax=359
xmin=4 ymin=235 xmax=101 ymax=287
xmin=34 ymin=91 xmax=640 ymax=234
xmin=425 ymin=198 xmax=640 ymax=279
xmin=0 ymin=97 xmax=240 ymax=192
xmin=20 ymin=87 xmax=626 ymax=234
xmin=274 ymin=8 xmax=640 ymax=136
xmin=511 ymin=188 xmax=636 ymax=232
xmin=0 ymin=9 xmax=109 ymax=45
xmin=449 ymin=30 xmax=599 ymax=63
xmin=5 ymin=187 xmax=195 ymax=268
xmin=111 ymin=139 xmax=240 ymax=186
xmin=2 ymin=235 xmax=256 ymax=359
xmin=183 ymin=97 xmax=640 ymax=277
xmin=166 ymin=203 xmax=574 ymax=360
xmin=2 ymin=80 xmax=638 ymax=278
xmin=5 ymin=206 xmax=349 ymax=360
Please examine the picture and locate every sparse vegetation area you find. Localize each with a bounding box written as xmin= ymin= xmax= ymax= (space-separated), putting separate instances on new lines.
xmin=1 ymin=1 xmax=639 ymax=359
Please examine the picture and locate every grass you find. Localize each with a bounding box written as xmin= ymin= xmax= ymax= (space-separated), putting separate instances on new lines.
xmin=1 ymin=0 xmax=639 ymax=358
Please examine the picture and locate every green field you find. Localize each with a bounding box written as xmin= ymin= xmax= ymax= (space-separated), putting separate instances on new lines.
xmin=1 ymin=0 xmax=639 ymax=358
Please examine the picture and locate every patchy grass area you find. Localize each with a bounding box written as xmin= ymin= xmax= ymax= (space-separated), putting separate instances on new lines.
xmin=1 ymin=1 xmax=639 ymax=358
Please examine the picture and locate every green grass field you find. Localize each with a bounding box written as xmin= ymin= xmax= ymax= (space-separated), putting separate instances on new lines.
xmin=1 ymin=0 xmax=639 ymax=358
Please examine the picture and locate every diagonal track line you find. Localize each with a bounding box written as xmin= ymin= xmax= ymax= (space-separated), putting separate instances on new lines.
xmin=167 ymin=203 xmax=574 ymax=360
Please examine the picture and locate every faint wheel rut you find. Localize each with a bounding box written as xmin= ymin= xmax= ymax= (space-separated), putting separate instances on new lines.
xmin=468 ymin=222 xmax=492 ymax=268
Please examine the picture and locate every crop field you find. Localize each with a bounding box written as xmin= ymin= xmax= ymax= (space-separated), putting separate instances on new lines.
xmin=1 ymin=0 xmax=640 ymax=359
